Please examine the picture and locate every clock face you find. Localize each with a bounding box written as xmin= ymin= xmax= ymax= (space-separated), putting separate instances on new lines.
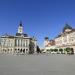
xmin=18 ymin=27 xmax=23 ymax=33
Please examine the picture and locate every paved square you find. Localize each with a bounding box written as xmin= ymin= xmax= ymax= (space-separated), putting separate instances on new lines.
xmin=0 ymin=54 xmax=75 ymax=75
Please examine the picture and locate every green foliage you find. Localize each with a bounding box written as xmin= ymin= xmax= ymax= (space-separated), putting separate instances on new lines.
xmin=59 ymin=48 xmax=63 ymax=54
xmin=29 ymin=43 xmax=34 ymax=54
xmin=54 ymin=49 xmax=58 ymax=52
xmin=65 ymin=47 xmax=74 ymax=55
xmin=65 ymin=47 xmax=70 ymax=52
xmin=36 ymin=46 xmax=41 ymax=53
xmin=70 ymin=48 xmax=74 ymax=54
xmin=50 ymin=49 xmax=54 ymax=52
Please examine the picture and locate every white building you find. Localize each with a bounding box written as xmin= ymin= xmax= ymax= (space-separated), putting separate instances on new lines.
xmin=55 ymin=24 xmax=75 ymax=53
xmin=44 ymin=24 xmax=75 ymax=54
xmin=0 ymin=22 xmax=37 ymax=54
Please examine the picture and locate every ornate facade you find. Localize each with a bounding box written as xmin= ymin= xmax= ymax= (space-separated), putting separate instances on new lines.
xmin=0 ymin=22 xmax=37 ymax=54
xmin=44 ymin=24 xmax=75 ymax=53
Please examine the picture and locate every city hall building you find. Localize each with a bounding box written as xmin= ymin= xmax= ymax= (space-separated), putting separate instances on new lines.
xmin=0 ymin=22 xmax=37 ymax=54
xmin=44 ymin=24 xmax=75 ymax=53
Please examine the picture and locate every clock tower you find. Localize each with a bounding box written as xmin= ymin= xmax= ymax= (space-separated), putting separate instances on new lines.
xmin=18 ymin=21 xmax=23 ymax=34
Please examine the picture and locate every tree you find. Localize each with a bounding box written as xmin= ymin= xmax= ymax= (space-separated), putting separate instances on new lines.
xmin=70 ymin=48 xmax=74 ymax=55
xmin=50 ymin=49 xmax=54 ymax=52
xmin=65 ymin=47 xmax=71 ymax=54
xmin=29 ymin=42 xmax=34 ymax=54
xmin=59 ymin=49 xmax=63 ymax=54
xmin=36 ymin=46 xmax=41 ymax=53
xmin=54 ymin=49 xmax=58 ymax=52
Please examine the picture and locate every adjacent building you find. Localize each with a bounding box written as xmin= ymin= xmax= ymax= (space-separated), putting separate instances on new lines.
xmin=44 ymin=24 xmax=75 ymax=53
xmin=0 ymin=22 xmax=37 ymax=54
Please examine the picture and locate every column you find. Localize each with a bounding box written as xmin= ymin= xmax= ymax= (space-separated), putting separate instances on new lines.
xmin=25 ymin=40 xmax=26 ymax=47
xmin=17 ymin=39 xmax=18 ymax=46
xmin=26 ymin=40 xmax=28 ymax=47
xmin=19 ymin=39 xmax=21 ymax=47
xmin=67 ymin=35 xmax=69 ymax=44
xmin=23 ymin=39 xmax=25 ymax=47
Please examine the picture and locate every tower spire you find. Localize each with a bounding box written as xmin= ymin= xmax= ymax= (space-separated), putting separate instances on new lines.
xmin=19 ymin=21 xmax=22 ymax=26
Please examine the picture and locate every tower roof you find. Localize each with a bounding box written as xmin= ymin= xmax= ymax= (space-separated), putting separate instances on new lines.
xmin=19 ymin=21 xmax=23 ymax=26
xmin=45 ymin=37 xmax=49 ymax=40
xmin=63 ymin=23 xmax=72 ymax=32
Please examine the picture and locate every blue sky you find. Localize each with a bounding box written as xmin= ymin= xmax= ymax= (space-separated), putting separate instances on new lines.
xmin=0 ymin=0 xmax=75 ymax=47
